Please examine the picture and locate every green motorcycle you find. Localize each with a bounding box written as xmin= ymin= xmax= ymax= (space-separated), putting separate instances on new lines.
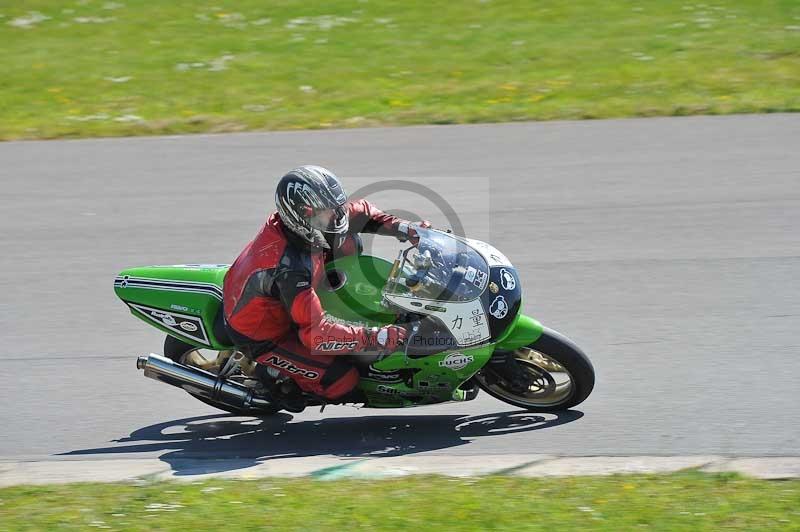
xmin=116 ymin=227 xmax=594 ymax=415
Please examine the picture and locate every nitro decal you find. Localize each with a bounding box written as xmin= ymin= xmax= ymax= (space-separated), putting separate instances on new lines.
xmin=438 ymin=353 xmax=475 ymax=371
xmin=264 ymin=355 xmax=320 ymax=380
xmin=499 ymin=268 xmax=516 ymax=291
xmin=114 ymin=275 xmax=223 ymax=301
xmin=128 ymin=303 xmax=210 ymax=346
xmin=316 ymin=340 xmax=359 ymax=351
xmin=489 ymin=295 xmax=509 ymax=319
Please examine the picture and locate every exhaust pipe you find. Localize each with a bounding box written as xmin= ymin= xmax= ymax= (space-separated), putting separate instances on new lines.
xmin=136 ymin=353 xmax=272 ymax=410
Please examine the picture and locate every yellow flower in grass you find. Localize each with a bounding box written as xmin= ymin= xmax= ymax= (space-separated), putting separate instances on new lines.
xmin=499 ymin=83 xmax=519 ymax=91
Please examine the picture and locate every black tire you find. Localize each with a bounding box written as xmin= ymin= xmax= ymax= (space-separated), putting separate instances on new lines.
xmin=475 ymin=327 xmax=595 ymax=412
xmin=163 ymin=335 xmax=280 ymax=416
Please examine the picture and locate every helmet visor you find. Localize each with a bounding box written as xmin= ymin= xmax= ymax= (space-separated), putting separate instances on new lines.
xmin=308 ymin=206 xmax=348 ymax=235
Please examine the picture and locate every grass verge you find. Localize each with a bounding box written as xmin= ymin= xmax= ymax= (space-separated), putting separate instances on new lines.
xmin=1 ymin=472 xmax=799 ymax=530
xmin=1 ymin=1 xmax=799 ymax=140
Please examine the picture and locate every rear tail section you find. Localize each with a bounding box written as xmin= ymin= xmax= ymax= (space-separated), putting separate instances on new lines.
xmin=114 ymin=264 xmax=233 ymax=350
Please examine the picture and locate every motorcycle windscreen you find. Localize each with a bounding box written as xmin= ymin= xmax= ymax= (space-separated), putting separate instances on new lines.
xmin=385 ymin=228 xmax=490 ymax=303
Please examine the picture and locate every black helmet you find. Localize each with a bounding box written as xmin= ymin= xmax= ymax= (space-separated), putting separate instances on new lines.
xmin=275 ymin=165 xmax=349 ymax=249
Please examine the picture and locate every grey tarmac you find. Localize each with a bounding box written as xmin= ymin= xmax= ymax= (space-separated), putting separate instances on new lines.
xmin=0 ymin=114 xmax=798 ymax=480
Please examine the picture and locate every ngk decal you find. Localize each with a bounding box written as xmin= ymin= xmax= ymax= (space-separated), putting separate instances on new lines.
xmin=264 ymin=355 xmax=320 ymax=380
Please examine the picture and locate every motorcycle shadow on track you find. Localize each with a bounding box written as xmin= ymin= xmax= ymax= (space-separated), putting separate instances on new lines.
xmin=62 ymin=409 xmax=582 ymax=477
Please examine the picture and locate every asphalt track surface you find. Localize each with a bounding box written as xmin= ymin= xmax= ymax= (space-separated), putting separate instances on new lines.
xmin=1 ymin=115 xmax=798 ymax=468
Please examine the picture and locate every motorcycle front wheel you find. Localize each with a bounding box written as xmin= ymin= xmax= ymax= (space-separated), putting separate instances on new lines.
xmin=474 ymin=328 xmax=595 ymax=412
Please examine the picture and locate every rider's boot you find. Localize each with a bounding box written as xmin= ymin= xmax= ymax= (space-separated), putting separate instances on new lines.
xmin=271 ymin=378 xmax=307 ymax=413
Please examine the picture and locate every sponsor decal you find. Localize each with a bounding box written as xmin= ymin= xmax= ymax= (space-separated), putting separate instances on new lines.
xmin=465 ymin=266 xmax=477 ymax=283
xmin=376 ymin=384 xmax=401 ymax=395
xmin=473 ymin=270 xmax=488 ymax=290
xmin=179 ymin=321 xmax=198 ymax=332
xmin=264 ymin=355 xmax=320 ymax=380
xmin=438 ymin=353 xmax=474 ymax=371
xmin=296 ymin=280 xmax=310 ymax=288
xmin=499 ymin=268 xmax=516 ymax=291
xmin=170 ymin=304 xmax=189 ymax=312
xmin=489 ymin=282 xmax=499 ymax=294
xmin=461 ymin=330 xmax=484 ymax=345
xmin=317 ymin=340 xmax=359 ymax=351
xmin=128 ymin=303 xmax=210 ymax=346
xmin=366 ymin=368 xmax=402 ymax=382
xmin=418 ymin=381 xmax=451 ymax=392
xmin=489 ymin=295 xmax=509 ymax=319
xmin=151 ymin=311 xmax=177 ymax=327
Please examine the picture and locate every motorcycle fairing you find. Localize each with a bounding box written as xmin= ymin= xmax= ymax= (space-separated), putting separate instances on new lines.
xmin=114 ymin=264 xmax=231 ymax=350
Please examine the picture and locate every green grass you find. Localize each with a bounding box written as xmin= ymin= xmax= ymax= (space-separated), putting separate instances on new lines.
xmin=1 ymin=473 xmax=799 ymax=530
xmin=1 ymin=0 xmax=799 ymax=139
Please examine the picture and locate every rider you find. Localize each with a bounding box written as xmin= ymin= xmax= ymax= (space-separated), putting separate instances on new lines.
xmin=223 ymin=165 xmax=429 ymax=411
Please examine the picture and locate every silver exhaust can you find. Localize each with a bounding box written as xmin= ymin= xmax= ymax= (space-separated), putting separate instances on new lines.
xmin=136 ymin=353 xmax=271 ymax=410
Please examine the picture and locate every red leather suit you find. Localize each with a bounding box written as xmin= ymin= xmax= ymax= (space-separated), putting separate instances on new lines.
xmin=223 ymin=200 xmax=403 ymax=399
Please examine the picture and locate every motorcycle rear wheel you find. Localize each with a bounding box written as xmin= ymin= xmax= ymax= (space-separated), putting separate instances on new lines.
xmin=475 ymin=328 xmax=595 ymax=412
xmin=163 ymin=335 xmax=280 ymax=416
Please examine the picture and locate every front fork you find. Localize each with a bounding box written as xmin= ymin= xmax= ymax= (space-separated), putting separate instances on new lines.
xmin=482 ymin=314 xmax=546 ymax=392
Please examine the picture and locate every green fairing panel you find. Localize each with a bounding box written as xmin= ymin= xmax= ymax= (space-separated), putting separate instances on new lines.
xmin=495 ymin=314 xmax=544 ymax=351
xmin=320 ymin=255 xmax=495 ymax=408
xmin=317 ymin=255 xmax=398 ymax=326
xmin=360 ymin=344 xmax=495 ymax=407
xmin=114 ymin=264 xmax=231 ymax=350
